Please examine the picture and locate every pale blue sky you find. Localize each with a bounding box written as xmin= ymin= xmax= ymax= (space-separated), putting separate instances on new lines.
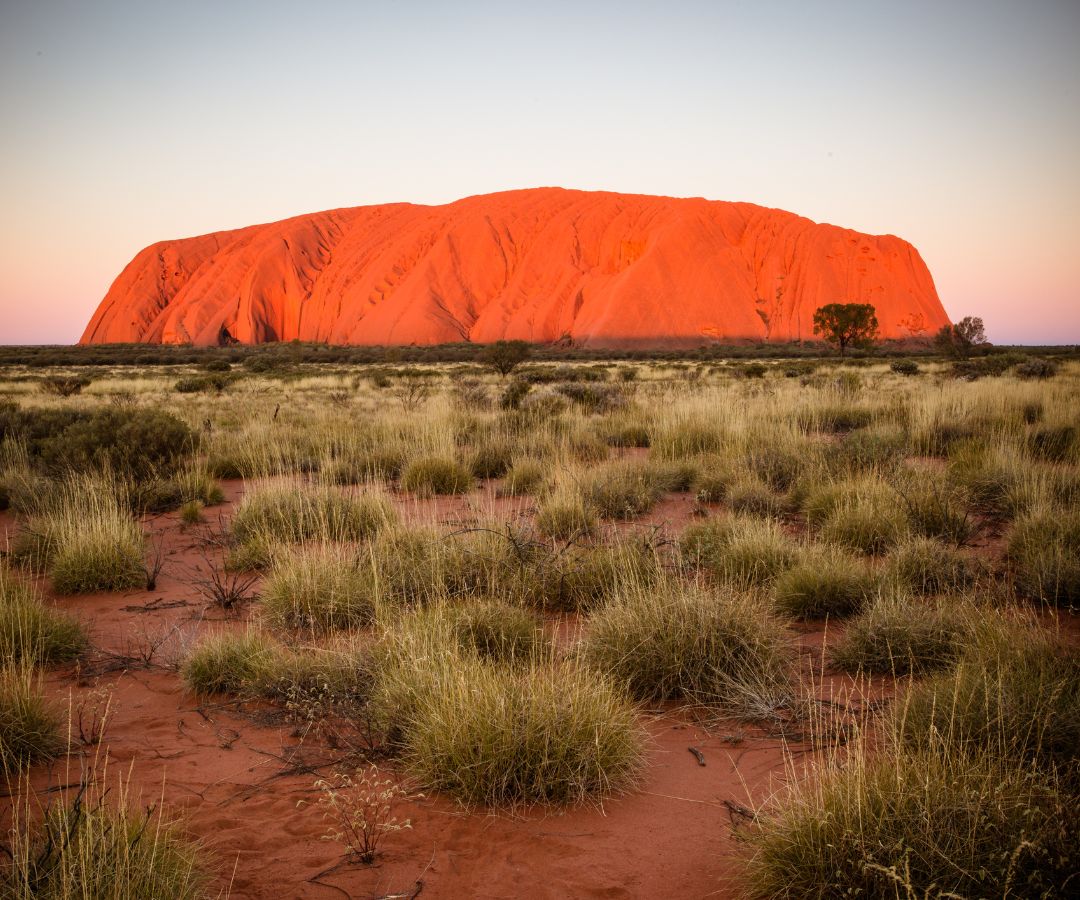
xmin=1 ymin=0 xmax=1078 ymax=343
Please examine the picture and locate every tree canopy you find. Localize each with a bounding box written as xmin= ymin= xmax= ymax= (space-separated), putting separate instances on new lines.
xmin=812 ymin=303 xmax=880 ymax=356
xmin=479 ymin=340 xmax=532 ymax=377
xmin=933 ymin=316 xmax=987 ymax=358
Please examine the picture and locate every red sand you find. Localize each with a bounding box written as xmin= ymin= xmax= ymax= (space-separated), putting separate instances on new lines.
xmin=8 ymin=483 xmax=881 ymax=899
xmin=80 ymin=188 xmax=948 ymax=348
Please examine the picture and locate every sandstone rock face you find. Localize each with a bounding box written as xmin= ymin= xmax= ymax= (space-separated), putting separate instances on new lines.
xmin=80 ymin=188 xmax=948 ymax=347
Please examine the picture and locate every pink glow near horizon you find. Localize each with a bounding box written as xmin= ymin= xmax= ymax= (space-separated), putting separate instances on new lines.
xmin=1 ymin=1 xmax=1078 ymax=346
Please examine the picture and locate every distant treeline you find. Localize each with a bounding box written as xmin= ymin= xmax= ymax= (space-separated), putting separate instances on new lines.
xmin=1 ymin=340 xmax=1076 ymax=369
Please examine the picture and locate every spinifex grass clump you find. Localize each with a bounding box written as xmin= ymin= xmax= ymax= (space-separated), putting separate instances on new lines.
xmin=386 ymin=600 xmax=543 ymax=664
xmin=4 ymin=769 xmax=208 ymax=899
xmin=372 ymin=608 xmax=644 ymax=805
xmin=829 ymin=593 xmax=971 ymax=675
xmin=0 ymin=665 xmax=61 ymax=774
xmin=582 ymin=580 xmax=792 ymax=716
xmin=229 ymin=482 xmax=397 ymax=567
xmin=181 ymin=630 xmax=277 ymax=695
xmin=744 ymin=738 xmax=1076 ymax=899
xmin=819 ymin=491 xmax=910 ymax=555
xmin=535 ymin=492 xmax=597 ymax=539
xmin=681 ymin=515 xmax=799 ymax=588
xmin=0 ymin=566 xmax=86 ymax=665
xmin=1006 ymin=507 xmax=1080 ymax=607
xmin=496 ymin=458 xmax=548 ymax=497
xmin=15 ymin=476 xmax=145 ymax=594
xmin=261 ymin=543 xmax=375 ymax=630
xmin=583 ymin=459 xmax=669 ymax=519
xmin=399 ymin=455 xmax=474 ymax=496
xmin=771 ymin=549 xmax=877 ymax=620
xmin=884 ymin=535 xmax=980 ymax=595
xmin=897 ymin=624 xmax=1080 ymax=778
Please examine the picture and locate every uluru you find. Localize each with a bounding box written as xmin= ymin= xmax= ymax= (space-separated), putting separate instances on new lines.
xmin=80 ymin=188 xmax=948 ymax=347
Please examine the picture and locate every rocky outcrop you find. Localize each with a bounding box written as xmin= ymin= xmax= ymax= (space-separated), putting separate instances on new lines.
xmin=80 ymin=188 xmax=947 ymax=347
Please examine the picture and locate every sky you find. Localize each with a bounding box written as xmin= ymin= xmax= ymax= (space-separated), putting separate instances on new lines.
xmin=1 ymin=0 xmax=1078 ymax=345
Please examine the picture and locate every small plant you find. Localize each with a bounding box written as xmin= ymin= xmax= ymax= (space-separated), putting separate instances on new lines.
xmin=179 ymin=499 xmax=204 ymax=525
xmin=39 ymin=374 xmax=92 ymax=396
xmin=191 ymin=552 xmax=260 ymax=612
xmin=583 ymin=460 xmax=668 ymax=519
xmin=681 ymin=516 xmax=799 ymax=588
xmin=889 ymin=359 xmax=920 ymax=376
xmin=400 ymin=456 xmax=474 ymax=496
xmin=311 ymin=766 xmax=412 ymax=865
xmin=1014 ymin=357 xmax=1057 ymax=379
xmin=727 ymin=475 xmax=784 ymax=518
xmin=1027 ymin=424 xmax=1077 ymax=463
xmin=388 ymin=373 xmax=433 ymax=412
xmin=819 ymin=492 xmax=910 ymax=555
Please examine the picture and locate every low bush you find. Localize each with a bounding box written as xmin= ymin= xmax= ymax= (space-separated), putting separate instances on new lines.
xmin=400 ymin=456 xmax=475 ymax=496
xmin=772 ymin=551 xmax=877 ymax=620
xmin=583 ymin=581 xmax=792 ymax=715
xmin=536 ymin=495 xmax=597 ymax=539
xmin=1027 ymin=423 xmax=1077 ymax=463
xmin=727 ymin=476 xmax=785 ymax=518
xmin=261 ymin=544 xmax=375 ymax=631
xmin=651 ymin=420 xmax=728 ymax=460
xmin=819 ymin=492 xmax=910 ymax=555
xmin=468 ymin=441 xmax=513 ymax=479
xmin=889 ymin=359 xmax=920 ymax=376
xmin=830 ymin=593 xmax=970 ymax=675
xmin=1007 ymin=508 xmax=1080 ymax=607
xmin=892 ymin=477 xmax=974 ymax=546
xmin=175 ymin=373 xmax=233 ymax=393
xmin=1014 ymin=357 xmax=1058 ymax=379
xmin=832 ymin=425 xmax=908 ymax=472
xmin=798 ymin=404 xmax=873 ymax=434
xmin=0 ymin=666 xmax=60 ymax=774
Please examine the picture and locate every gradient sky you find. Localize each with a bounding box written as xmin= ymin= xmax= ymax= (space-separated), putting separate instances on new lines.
xmin=2 ymin=0 xmax=1078 ymax=345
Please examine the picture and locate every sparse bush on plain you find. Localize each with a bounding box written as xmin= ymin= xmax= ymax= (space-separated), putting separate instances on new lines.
xmin=262 ymin=543 xmax=375 ymax=630
xmin=681 ymin=516 xmax=799 ymax=587
xmin=1006 ymin=508 xmax=1080 ymax=607
xmin=182 ymin=631 xmax=277 ymax=695
xmin=772 ymin=550 xmax=877 ymax=620
xmin=0 ymin=566 xmax=87 ymax=665
xmin=0 ymin=665 xmax=61 ymax=774
xmin=400 ymin=456 xmax=475 ymax=496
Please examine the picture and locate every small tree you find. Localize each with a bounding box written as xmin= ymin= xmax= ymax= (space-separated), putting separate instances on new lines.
xmin=812 ymin=303 xmax=879 ymax=357
xmin=933 ymin=316 xmax=987 ymax=359
xmin=479 ymin=340 xmax=531 ymax=378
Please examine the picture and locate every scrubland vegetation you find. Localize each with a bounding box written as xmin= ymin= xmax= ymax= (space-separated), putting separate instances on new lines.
xmin=0 ymin=346 xmax=1076 ymax=895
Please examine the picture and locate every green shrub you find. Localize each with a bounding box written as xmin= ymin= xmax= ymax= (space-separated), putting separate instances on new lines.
xmin=1015 ymin=358 xmax=1058 ymax=379
xmin=400 ymin=456 xmax=475 ymax=496
xmin=468 ymin=441 xmax=513 ymax=479
xmin=583 ymin=581 xmax=791 ymax=714
xmin=694 ymin=459 xmax=736 ymax=503
xmin=798 ymin=404 xmax=873 ymax=434
xmin=182 ymin=631 xmax=277 ymax=695
xmin=833 ymin=426 xmax=908 ymax=471
xmin=399 ymin=600 xmax=543 ymax=664
xmin=0 ymin=567 xmax=86 ymax=665
xmin=175 ymin=374 xmax=233 ymax=393
xmin=889 ymin=359 xmax=920 ymax=376
xmin=1007 ymin=508 xmax=1080 ymax=607
xmin=652 ymin=420 xmax=727 ymax=460
xmin=830 ymin=594 xmax=969 ymax=675
xmin=820 ymin=493 xmax=910 ymax=555
xmin=35 ymin=408 xmax=196 ymax=479
xmin=727 ymin=476 xmax=784 ymax=518
xmin=893 ymin=477 xmax=974 ymax=546
xmin=0 ymin=666 xmax=60 ymax=774
xmin=261 ymin=544 xmax=375 ymax=630
xmin=772 ymin=551 xmax=876 ymax=620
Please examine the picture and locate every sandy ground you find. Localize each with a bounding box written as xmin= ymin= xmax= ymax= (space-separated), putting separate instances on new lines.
xmin=4 ymin=481 xmax=883 ymax=899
